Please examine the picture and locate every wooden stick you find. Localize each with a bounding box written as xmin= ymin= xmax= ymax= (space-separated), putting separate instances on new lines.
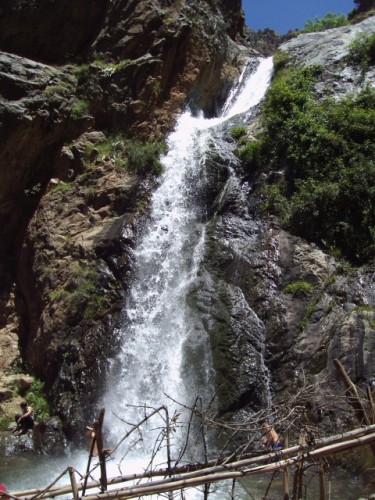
xmin=95 ymin=408 xmax=108 ymax=491
xmin=333 ymin=359 xmax=370 ymax=425
xmin=367 ymin=385 xmax=375 ymax=424
xmin=319 ymin=465 xmax=326 ymax=500
xmin=283 ymin=430 xmax=289 ymax=499
xmin=68 ymin=467 xmax=79 ymax=500
xmin=334 ymin=358 xmax=375 ymax=457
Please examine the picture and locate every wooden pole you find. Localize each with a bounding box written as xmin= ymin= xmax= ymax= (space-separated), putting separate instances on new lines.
xmin=283 ymin=430 xmax=290 ymax=500
xmin=333 ymin=359 xmax=370 ymax=425
xmin=333 ymin=358 xmax=375 ymax=457
xmin=68 ymin=467 xmax=79 ymax=500
xmin=319 ymin=465 xmax=326 ymax=500
xmin=94 ymin=408 xmax=108 ymax=492
xmin=367 ymin=385 xmax=375 ymax=424
xmin=82 ymin=426 xmax=97 ymax=496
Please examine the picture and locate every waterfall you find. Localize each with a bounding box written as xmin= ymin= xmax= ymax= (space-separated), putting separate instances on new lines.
xmin=102 ymin=57 xmax=274 ymax=465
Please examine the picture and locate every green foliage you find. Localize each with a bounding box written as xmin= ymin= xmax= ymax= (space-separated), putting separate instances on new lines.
xmin=273 ymin=50 xmax=291 ymax=72
xmin=237 ymin=140 xmax=263 ymax=172
xmin=74 ymin=64 xmax=89 ymax=84
xmin=88 ymin=134 xmax=166 ymax=176
xmin=283 ymin=280 xmax=314 ymax=297
xmin=92 ymin=59 xmax=132 ymax=75
xmin=230 ymin=126 xmax=247 ymax=140
xmin=126 ymin=140 xmax=166 ymax=176
xmin=299 ymin=12 xmax=349 ymax=33
xmin=258 ymin=61 xmax=375 ymax=264
xmin=26 ymin=379 xmax=50 ymax=419
xmin=347 ymin=32 xmax=375 ymax=69
xmin=299 ymin=301 xmax=317 ymax=330
xmin=353 ymin=304 xmax=374 ymax=312
xmin=50 ymin=181 xmax=72 ymax=193
xmin=0 ymin=416 xmax=11 ymax=431
xmin=70 ymin=99 xmax=90 ymax=121
xmin=49 ymin=263 xmax=110 ymax=320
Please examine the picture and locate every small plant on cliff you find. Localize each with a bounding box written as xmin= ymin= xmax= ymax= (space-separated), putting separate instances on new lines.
xmin=49 ymin=262 xmax=111 ymax=320
xmin=70 ymin=99 xmax=90 ymax=121
xmin=91 ymin=135 xmax=166 ymax=176
xmin=126 ymin=140 xmax=167 ymax=176
xmin=50 ymin=181 xmax=73 ymax=194
xmin=230 ymin=126 xmax=247 ymax=140
xmin=347 ymin=32 xmax=375 ymax=69
xmin=273 ymin=50 xmax=291 ymax=72
xmin=283 ymin=280 xmax=314 ymax=297
xmin=74 ymin=64 xmax=90 ymax=85
xmin=26 ymin=379 xmax=50 ymax=420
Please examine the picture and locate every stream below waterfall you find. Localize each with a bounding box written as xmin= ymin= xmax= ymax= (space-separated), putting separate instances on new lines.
xmin=0 ymin=57 xmax=369 ymax=499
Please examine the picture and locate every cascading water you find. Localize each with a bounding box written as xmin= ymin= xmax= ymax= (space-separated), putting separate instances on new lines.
xmin=102 ymin=56 xmax=275 ymax=468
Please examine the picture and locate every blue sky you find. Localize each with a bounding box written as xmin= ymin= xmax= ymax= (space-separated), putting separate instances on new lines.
xmin=242 ymin=0 xmax=356 ymax=34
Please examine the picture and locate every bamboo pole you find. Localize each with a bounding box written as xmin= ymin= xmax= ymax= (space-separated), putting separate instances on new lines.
xmin=68 ymin=467 xmax=79 ymax=500
xmin=319 ymin=466 xmax=326 ymax=500
xmin=333 ymin=359 xmax=370 ymax=425
xmin=81 ymin=432 xmax=375 ymax=500
xmin=14 ymin=425 xmax=375 ymax=500
xmin=367 ymin=385 xmax=375 ymax=424
xmin=283 ymin=430 xmax=289 ymax=500
xmin=95 ymin=408 xmax=108 ymax=491
xmin=333 ymin=358 xmax=375 ymax=458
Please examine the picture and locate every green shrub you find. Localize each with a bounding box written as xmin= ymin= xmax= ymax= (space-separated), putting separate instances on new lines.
xmin=27 ymin=379 xmax=50 ymax=420
xmin=126 ymin=140 xmax=166 ymax=176
xmin=273 ymin=50 xmax=291 ymax=72
xmin=0 ymin=416 xmax=11 ymax=431
xmin=257 ymin=62 xmax=375 ymax=264
xmin=299 ymin=12 xmax=349 ymax=33
xmin=237 ymin=140 xmax=263 ymax=172
xmin=74 ymin=64 xmax=89 ymax=84
xmin=50 ymin=181 xmax=73 ymax=193
xmin=230 ymin=126 xmax=247 ymax=140
xmin=347 ymin=32 xmax=375 ymax=69
xmin=86 ymin=135 xmax=166 ymax=176
xmin=70 ymin=99 xmax=90 ymax=121
xmin=283 ymin=280 xmax=314 ymax=297
xmin=49 ymin=263 xmax=111 ymax=320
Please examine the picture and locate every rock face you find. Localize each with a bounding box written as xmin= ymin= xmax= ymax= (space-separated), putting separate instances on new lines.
xmin=202 ymin=16 xmax=375 ymax=424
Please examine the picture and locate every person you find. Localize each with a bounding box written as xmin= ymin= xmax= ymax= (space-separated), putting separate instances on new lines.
xmin=12 ymin=401 xmax=34 ymax=435
xmin=260 ymin=419 xmax=282 ymax=451
xmin=0 ymin=483 xmax=10 ymax=500
xmin=84 ymin=426 xmax=98 ymax=457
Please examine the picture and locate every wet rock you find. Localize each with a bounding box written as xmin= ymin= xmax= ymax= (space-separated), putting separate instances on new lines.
xmin=32 ymin=417 xmax=67 ymax=454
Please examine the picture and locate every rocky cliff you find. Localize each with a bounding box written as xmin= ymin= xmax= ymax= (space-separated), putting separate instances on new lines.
xmin=0 ymin=0 xmax=375 ymax=451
